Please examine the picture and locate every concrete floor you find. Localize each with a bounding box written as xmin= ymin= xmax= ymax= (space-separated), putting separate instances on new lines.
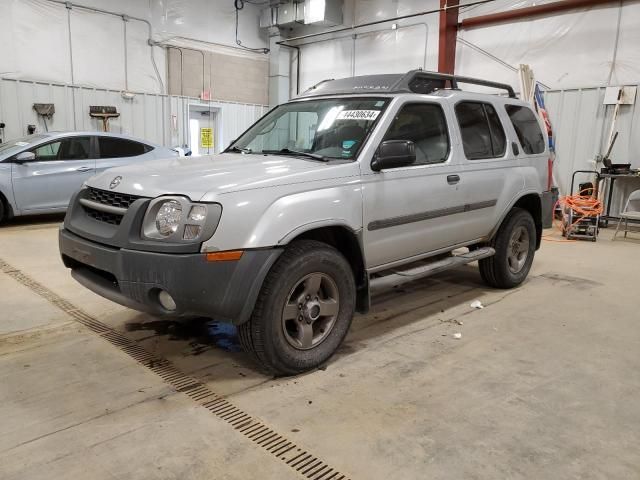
xmin=1 ymin=215 xmax=639 ymax=479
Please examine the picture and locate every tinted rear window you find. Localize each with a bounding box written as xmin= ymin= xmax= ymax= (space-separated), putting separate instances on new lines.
xmin=505 ymin=105 xmax=545 ymax=154
xmin=455 ymin=102 xmax=506 ymax=160
xmin=98 ymin=137 xmax=151 ymax=158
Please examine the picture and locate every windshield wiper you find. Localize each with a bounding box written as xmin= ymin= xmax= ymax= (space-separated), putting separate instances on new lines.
xmin=261 ymin=148 xmax=327 ymax=162
xmin=227 ymin=146 xmax=252 ymax=154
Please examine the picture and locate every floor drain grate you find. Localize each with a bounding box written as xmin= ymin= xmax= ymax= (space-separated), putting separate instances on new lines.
xmin=0 ymin=258 xmax=349 ymax=480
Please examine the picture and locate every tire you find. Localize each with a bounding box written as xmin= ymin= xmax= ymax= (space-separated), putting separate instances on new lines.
xmin=238 ymin=240 xmax=356 ymax=376
xmin=0 ymin=198 xmax=5 ymax=225
xmin=479 ymin=208 xmax=536 ymax=289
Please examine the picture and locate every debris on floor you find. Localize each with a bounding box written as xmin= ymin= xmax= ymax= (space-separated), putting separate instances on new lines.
xmin=470 ymin=300 xmax=484 ymax=309
xmin=453 ymin=333 xmax=462 ymax=339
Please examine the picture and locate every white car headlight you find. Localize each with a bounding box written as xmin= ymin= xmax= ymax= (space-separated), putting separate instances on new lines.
xmin=141 ymin=196 xmax=222 ymax=243
xmin=156 ymin=200 xmax=183 ymax=236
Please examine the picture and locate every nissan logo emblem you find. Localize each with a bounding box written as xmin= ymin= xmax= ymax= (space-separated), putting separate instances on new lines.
xmin=109 ymin=176 xmax=122 ymax=189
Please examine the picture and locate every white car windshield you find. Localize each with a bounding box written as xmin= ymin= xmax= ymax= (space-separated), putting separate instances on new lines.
xmin=0 ymin=134 xmax=48 ymax=157
xmin=229 ymin=98 xmax=390 ymax=160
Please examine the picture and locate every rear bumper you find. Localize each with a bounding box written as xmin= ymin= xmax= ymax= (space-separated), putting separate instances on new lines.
xmin=59 ymin=227 xmax=281 ymax=324
xmin=541 ymin=188 xmax=558 ymax=229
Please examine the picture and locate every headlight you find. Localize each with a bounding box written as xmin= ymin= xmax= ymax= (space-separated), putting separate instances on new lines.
xmin=141 ymin=196 xmax=222 ymax=243
xmin=155 ymin=200 xmax=183 ymax=236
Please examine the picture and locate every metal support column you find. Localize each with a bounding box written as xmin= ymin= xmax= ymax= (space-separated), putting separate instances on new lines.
xmin=438 ymin=0 xmax=459 ymax=74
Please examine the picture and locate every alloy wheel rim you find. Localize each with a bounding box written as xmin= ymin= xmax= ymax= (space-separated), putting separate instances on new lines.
xmin=281 ymin=272 xmax=340 ymax=350
xmin=507 ymin=226 xmax=530 ymax=274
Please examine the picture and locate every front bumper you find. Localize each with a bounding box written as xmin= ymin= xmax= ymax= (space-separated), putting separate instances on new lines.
xmin=59 ymin=228 xmax=281 ymax=324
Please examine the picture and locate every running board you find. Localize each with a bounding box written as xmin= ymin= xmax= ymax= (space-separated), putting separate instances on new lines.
xmin=370 ymin=247 xmax=495 ymax=293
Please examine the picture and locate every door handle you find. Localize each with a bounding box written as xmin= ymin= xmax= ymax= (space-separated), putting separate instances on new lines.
xmin=447 ymin=174 xmax=460 ymax=185
xmin=76 ymin=166 xmax=92 ymax=172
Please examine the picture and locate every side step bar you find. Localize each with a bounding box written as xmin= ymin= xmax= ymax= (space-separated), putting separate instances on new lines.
xmin=370 ymin=247 xmax=495 ymax=293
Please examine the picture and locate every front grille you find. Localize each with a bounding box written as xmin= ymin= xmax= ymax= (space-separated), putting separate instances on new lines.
xmin=87 ymin=187 xmax=140 ymax=209
xmin=83 ymin=187 xmax=142 ymax=225
xmin=85 ymin=208 xmax=123 ymax=225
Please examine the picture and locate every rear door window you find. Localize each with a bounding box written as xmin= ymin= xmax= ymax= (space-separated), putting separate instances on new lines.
xmin=97 ymin=137 xmax=150 ymax=158
xmin=59 ymin=137 xmax=91 ymax=159
xmin=505 ymin=105 xmax=545 ymax=154
xmin=485 ymin=104 xmax=506 ymax=156
xmin=455 ymin=102 xmax=506 ymax=160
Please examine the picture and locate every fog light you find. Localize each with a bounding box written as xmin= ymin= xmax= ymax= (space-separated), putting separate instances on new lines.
xmin=183 ymin=224 xmax=202 ymax=240
xmin=158 ymin=290 xmax=176 ymax=311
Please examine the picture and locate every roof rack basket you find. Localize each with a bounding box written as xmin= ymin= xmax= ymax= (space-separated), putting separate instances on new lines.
xmin=301 ymin=69 xmax=517 ymax=98
xmin=393 ymin=70 xmax=516 ymax=98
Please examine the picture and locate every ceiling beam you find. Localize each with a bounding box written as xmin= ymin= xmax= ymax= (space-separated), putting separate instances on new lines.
xmin=460 ymin=0 xmax=624 ymax=29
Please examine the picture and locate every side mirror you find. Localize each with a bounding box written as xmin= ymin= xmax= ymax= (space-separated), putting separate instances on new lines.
xmin=371 ymin=140 xmax=416 ymax=172
xmin=14 ymin=151 xmax=36 ymax=164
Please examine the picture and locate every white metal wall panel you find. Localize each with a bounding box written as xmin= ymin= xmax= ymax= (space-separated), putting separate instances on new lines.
xmin=0 ymin=78 xmax=268 ymax=152
xmin=353 ymin=24 xmax=428 ymax=77
xmin=544 ymin=85 xmax=640 ymax=214
xmin=0 ymin=0 xmax=266 ymax=93
xmin=298 ymin=37 xmax=353 ymax=94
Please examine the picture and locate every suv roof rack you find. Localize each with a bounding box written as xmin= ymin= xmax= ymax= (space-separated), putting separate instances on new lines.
xmin=299 ymin=69 xmax=517 ymax=98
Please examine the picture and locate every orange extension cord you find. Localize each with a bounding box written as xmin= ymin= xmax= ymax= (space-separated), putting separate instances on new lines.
xmin=543 ymin=190 xmax=604 ymax=242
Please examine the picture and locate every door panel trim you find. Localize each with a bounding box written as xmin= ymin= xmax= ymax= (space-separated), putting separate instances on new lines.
xmin=367 ymin=199 xmax=497 ymax=231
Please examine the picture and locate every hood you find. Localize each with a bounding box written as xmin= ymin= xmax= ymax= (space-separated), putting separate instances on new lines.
xmin=87 ymin=153 xmax=358 ymax=200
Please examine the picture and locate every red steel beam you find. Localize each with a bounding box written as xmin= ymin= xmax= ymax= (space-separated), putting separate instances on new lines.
xmin=438 ymin=0 xmax=460 ymax=74
xmin=460 ymin=0 xmax=623 ymax=29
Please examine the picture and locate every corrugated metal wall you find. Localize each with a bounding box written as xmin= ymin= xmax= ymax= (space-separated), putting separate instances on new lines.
xmin=544 ymin=86 xmax=640 ymax=214
xmin=0 ymin=78 xmax=268 ymax=152
xmin=544 ymin=87 xmax=640 ymax=215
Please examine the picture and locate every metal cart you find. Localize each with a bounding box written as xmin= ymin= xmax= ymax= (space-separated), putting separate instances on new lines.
xmin=562 ymin=170 xmax=601 ymax=242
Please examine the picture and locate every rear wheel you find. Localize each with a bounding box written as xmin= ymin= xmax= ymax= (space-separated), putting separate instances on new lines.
xmin=0 ymin=199 xmax=5 ymax=225
xmin=238 ymin=240 xmax=356 ymax=376
xmin=479 ymin=208 xmax=536 ymax=289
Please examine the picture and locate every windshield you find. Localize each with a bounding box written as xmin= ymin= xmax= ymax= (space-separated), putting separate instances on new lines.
xmin=229 ymin=98 xmax=390 ymax=160
xmin=0 ymin=135 xmax=48 ymax=157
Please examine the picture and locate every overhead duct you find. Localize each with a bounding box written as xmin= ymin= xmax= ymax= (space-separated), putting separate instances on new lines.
xmin=303 ymin=0 xmax=342 ymax=26
xmin=261 ymin=0 xmax=342 ymax=28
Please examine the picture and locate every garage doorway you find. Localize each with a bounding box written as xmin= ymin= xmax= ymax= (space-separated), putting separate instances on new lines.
xmin=188 ymin=104 xmax=220 ymax=156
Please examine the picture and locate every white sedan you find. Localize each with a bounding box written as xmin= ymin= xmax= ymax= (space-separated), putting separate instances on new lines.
xmin=0 ymin=131 xmax=178 ymax=223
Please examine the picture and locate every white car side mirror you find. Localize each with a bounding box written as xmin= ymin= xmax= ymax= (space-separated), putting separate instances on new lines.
xmin=14 ymin=151 xmax=36 ymax=163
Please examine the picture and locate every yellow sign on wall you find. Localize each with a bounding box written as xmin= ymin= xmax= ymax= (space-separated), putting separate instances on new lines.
xmin=200 ymin=127 xmax=213 ymax=148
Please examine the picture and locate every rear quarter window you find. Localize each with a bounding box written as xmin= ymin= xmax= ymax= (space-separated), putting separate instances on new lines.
xmin=98 ymin=137 xmax=151 ymax=158
xmin=504 ymin=105 xmax=545 ymax=154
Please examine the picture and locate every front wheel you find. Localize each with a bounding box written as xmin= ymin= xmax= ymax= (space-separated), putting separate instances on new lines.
xmin=238 ymin=240 xmax=356 ymax=376
xmin=479 ymin=208 xmax=536 ymax=289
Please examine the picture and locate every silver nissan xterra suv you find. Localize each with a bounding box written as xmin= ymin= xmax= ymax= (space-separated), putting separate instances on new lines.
xmin=59 ymin=70 xmax=551 ymax=375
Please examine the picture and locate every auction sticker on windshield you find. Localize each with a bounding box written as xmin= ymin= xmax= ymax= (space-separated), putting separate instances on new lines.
xmin=337 ymin=110 xmax=380 ymax=121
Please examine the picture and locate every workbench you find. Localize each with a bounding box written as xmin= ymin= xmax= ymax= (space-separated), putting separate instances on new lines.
xmin=598 ymin=172 xmax=640 ymax=227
